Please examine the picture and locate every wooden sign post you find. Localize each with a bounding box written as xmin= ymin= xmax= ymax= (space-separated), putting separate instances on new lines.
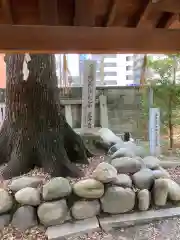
xmin=81 ymin=60 xmax=96 ymax=130
xmin=149 ymin=107 xmax=161 ymax=156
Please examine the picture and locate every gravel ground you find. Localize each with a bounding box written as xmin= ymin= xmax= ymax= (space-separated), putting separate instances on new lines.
xmin=1 ymin=157 xmax=180 ymax=239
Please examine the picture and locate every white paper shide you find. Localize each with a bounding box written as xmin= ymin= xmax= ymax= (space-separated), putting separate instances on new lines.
xmin=23 ymin=53 xmax=31 ymax=81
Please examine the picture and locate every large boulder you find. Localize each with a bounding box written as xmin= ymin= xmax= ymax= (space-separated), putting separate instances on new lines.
xmin=111 ymin=148 xmax=136 ymax=159
xmin=92 ymin=162 xmax=117 ymax=183
xmin=132 ymin=168 xmax=154 ymax=190
xmin=134 ymin=156 xmax=144 ymax=166
xmin=100 ymin=186 xmax=135 ymax=214
xmin=111 ymin=157 xmax=142 ymax=174
xmin=73 ymin=179 xmax=104 ymax=198
xmin=142 ymin=156 xmax=160 ymax=170
xmin=165 ymin=179 xmax=180 ymax=201
xmin=0 ymin=215 xmax=11 ymax=230
xmin=12 ymin=206 xmax=37 ymax=231
xmin=15 ymin=187 xmax=41 ymax=206
xmin=42 ymin=177 xmax=72 ymax=201
xmin=123 ymin=141 xmax=137 ymax=151
xmin=153 ymin=179 xmax=169 ymax=206
xmin=108 ymin=143 xmax=123 ymax=155
xmin=110 ymin=142 xmax=147 ymax=159
xmin=134 ymin=156 xmax=144 ymax=161
xmin=137 ymin=189 xmax=150 ymax=211
xmin=71 ymin=200 xmax=100 ymax=220
xmin=103 ymin=155 xmax=112 ymax=164
xmin=8 ymin=176 xmax=42 ymax=192
xmin=0 ymin=189 xmax=13 ymax=214
xmin=152 ymin=167 xmax=170 ymax=179
xmin=112 ymin=174 xmax=132 ymax=188
xmin=154 ymin=178 xmax=180 ymax=204
xmin=98 ymin=128 xmax=124 ymax=147
xmin=38 ymin=200 xmax=68 ymax=227
xmin=133 ymin=145 xmax=147 ymax=158
xmin=159 ymin=161 xmax=180 ymax=169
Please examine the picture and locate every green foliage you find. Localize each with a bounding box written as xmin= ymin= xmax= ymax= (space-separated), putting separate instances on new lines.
xmin=141 ymin=54 xmax=180 ymax=144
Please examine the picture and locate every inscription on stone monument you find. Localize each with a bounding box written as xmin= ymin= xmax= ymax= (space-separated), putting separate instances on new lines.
xmin=81 ymin=60 xmax=96 ymax=129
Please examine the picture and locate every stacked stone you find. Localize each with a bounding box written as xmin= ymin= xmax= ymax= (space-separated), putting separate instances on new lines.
xmin=0 ymin=156 xmax=180 ymax=235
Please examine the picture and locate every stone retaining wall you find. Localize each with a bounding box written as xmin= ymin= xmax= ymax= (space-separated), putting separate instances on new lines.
xmin=0 ymin=157 xmax=180 ymax=239
xmin=60 ymin=86 xmax=141 ymax=136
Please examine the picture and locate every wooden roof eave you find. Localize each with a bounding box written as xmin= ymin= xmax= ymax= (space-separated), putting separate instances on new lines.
xmin=1 ymin=24 xmax=180 ymax=53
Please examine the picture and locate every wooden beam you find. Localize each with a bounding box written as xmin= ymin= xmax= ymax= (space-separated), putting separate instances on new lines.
xmin=74 ymin=0 xmax=96 ymax=26
xmin=165 ymin=14 xmax=178 ymax=28
xmin=106 ymin=0 xmax=136 ymax=27
xmin=106 ymin=2 xmax=117 ymax=26
xmin=137 ymin=1 xmax=161 ymax=28
xmin=153 ymin=0 xmax=180 ymax=13
xmin=93 ymin=0 xmax=111 ymax=26
xmin=165 ymin=14 xmax=180 ymax=29
xmin=1 ymin=25 xmax=180 ymax=53
xmin=156 ymin=12 xmax=173 ymax=28
xmin=38 ymin=0 xmax=59 ymax=25
xmin=57 ymin=0 xmax=74 ymax=25
xmin=1 ymin=0 xmax=13 ymax=24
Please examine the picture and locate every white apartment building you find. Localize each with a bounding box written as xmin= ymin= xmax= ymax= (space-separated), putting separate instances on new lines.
xmin=89 ymin=54 xmax=134 ymax=86
xmin=56 ymin=53 xmax=134 ymax=86
xmin=89 ymin=54 xmax=118 ymax=86
xmin=116 ymin=54 xmax=134 ymax=86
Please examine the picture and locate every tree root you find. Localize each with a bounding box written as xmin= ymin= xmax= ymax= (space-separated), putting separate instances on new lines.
xmin=0 ymin=123 xmax=89 ymax=180
xmin=0 ymin=119 xmax=15 ymax=165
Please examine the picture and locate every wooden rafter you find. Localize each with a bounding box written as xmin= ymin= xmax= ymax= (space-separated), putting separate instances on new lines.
xmin=165 ymin=14 xmax=180 ymax=29
xmin=126 ymin=0 xmax=149 ymax=27
xmin=0 ymin=0 xmax=180 ymax=53
xmin=137 ymin=1 xmax=161 ymax=28
xmin=106 ymin=0 xmax=134 ymax=27
xmin=156 ymin=12 xmax=174 ymax=28
xmin=106 ymin=1 xmax=116 ymax=26
xmin=38 ymin=0 xmax=59 ymax=25
xmin=153 ymin=0 xmax=180 ymax=13
xmin=93 ymin=0 xmax=110 ymax=26
xmin=165 ymin=14 xmax=178 ymax=28
xmin=1 ymin=25 xmax=180 ymax=53
xmin=1 ymin=0 xmax=13 ymax=24
xmin=57 ymin=0 xmax=74 ymax=26
xmin=74 ymin=0 xmax=96 ymax=26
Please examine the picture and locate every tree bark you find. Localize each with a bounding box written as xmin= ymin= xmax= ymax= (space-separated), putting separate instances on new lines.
xmin=0 ymin=54 xmax=91 ymax=180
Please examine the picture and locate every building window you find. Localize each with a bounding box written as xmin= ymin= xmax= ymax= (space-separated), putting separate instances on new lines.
xmin=126 ymin=66 xmax=133 ymax=71
xmin=97 ymin=71 xmax=117 ymax=79
xmin=126 ymin=56 xmax=133 ymax=61
xmin=104 ymin=54 xmax=117 ymax=58
xmin=104 ymin=62 xmax=117 ymax=67
xmin=104 ymin=71 xmax=117 ymax=77
xmin=104 ymin=80 xmax=117 ymax=85
xmin=126 ymin=75 xmax=133 ymax=80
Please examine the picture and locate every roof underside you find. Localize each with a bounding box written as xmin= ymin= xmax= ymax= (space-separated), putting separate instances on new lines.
xmin=1 ymin=0 xmax=180 ymax=53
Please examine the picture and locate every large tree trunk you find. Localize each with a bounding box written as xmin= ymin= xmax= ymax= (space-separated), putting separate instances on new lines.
xmin=0 ymin=54 xmax=92 ymax=180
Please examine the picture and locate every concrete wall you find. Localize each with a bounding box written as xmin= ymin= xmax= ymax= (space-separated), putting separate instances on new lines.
xmin=59 ymin=86 xmax=141 ymax=136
